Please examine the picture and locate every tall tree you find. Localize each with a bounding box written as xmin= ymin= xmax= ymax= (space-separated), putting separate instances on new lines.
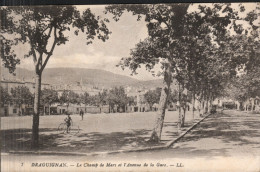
xmin=1 ymin=6 xmax=110 ymax=148
xmin=106 ymin=3 xmax=255 ymax=142
xmin=97 ymin=90 xmax=108 ymax=107
xmin=216 ymin=4 xmax=259 ymax=110
xmin=107 ymin=3 xmax=190 ymax=142
xmin=10 ymin=86 xmax=34 ymax=115
xmin=144 ymin=87 xmax=161 ymax=110
xmin=107 ymin=87 xmax=128 ymax=112
xmin=0 ymin=86 xmax=11 ymax=107
xmin=59 ymin=90 xmax=80 ymax=112
xmin=168 ymin=88 xmax=178 ymax=104
xmin=41 ymin=88 xmax=59 ymax=115
xmin=80 ymin=92 xmax=90 ymax=111
xmin=127 ymin=96 xmax=136 ymax=106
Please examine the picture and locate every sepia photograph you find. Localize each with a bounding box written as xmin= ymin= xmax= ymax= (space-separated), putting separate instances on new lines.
xmin=1 ymin=2 xmax=259 ymax=172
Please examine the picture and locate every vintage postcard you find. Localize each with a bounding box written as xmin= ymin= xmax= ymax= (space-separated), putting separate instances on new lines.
xmin=1 ymin=3 xmax=259 ymax=172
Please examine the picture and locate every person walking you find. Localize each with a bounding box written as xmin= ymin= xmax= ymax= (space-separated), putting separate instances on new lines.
xmin=64 ymin=114 xmax=72 ymax=133
xmin=80 ymin=109 xmax=84 ymax=120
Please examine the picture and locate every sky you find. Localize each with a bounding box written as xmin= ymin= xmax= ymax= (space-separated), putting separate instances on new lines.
xmin=4 ymin=3 xmax=258 ymax=81
xmin=14 ymin=5 xmax=155 ymax=80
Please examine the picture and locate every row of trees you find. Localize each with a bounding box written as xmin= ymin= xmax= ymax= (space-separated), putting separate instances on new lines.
xmin=1 ymin=86 xmax=59 ymax=115
xmin=1 ymin=86 xmax=34 ymax=114
xmin=1 ymin=84 xmax=188 ymax=115
xmin=0 ymin=86 xmax=136 ymax=114
xmin=224 ymin=64 xmax=260 ymax=110
xmin=144 ymin=87 xmax=187 ymax=110
xmin=106 ymin=3 xmax=259 ymax=142
xmin=59 ymin=86 xmax=135 ymax=112
xmin=1 ymin=4 xmax=258 ymax=147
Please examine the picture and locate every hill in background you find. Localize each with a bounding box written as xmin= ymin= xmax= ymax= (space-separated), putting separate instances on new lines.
xmin=1 ymin=67 xmax=165 ymax=89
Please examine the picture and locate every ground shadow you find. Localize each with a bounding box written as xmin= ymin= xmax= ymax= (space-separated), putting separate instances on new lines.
xmin=3 ymin=111 xmax=257 ymax=157
xmin=178 ymin=113 xmax=260 ymax=146
xmin=1 ymin=119 xmax=205 ymax=154
xmin=68 ymin=129 xmax=159 ymax=153
xmin=1 ymin=128 xmax=61 ymax=152
xmin=164 ymin=111 xmax=260 ymax=158
xmin=113 ymin=111 xmax=260 ymax=159
xmin=1 ymin=128 xmax=165 ymax=153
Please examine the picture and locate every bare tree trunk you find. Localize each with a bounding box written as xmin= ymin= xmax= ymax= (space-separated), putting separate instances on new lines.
xmin=179 ymin=84 xmax=186 ymax=128
xmin=149 ymin=65 xmax=171 ymax=143
xmin=49 ymin=105 xmax=51 ymax=115
xmin=202 ymin=99 xmax=205 ymax=116
xmin=198 ymin=99 xmax=201 ymax=117
xmin=207 ymin=91 xmax=211 ymax=113
xmin=181 ymin=104 xmax=186 ymax=127
xmin=240 ymin=102 xmax=243 ymax=111
xmin=200 ymin=90 xmax=204 ymax=116
xmin=209 ymin=96 xmax=213 ymax=113
xmin=199 ymin=90 xmax=204 ymax=116
xmin=19 ymin=105 xmax=22 ymax=116
xmin=203 ymin=90 xmax=208 ymax=114
xmin=177 ymin=82 xmax=183 ymax=128
xmin=251 ymin=99 xmax=254 ymax=112
xmin=32 ymin=72 xmax=41 ymax=149
xmin=192 ymin=92 xmax=195 ymax=121
xmin=205 ymin=90 xmax=209 ymax=114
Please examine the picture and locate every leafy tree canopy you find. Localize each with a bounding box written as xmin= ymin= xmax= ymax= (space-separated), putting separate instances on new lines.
xmin=1 ymin=6 xmax=110 ymax=74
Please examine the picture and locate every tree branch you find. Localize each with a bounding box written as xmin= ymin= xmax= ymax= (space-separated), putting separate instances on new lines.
xmin=40 ymin=27 xmax=57 ymax=72
xmin=31 ymin=48 xmax=38 ymax=65
xmin=42 ymin=26 xmax=53 ymax=54
xmin=27 ymin=30 xmax=38 ymax=65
